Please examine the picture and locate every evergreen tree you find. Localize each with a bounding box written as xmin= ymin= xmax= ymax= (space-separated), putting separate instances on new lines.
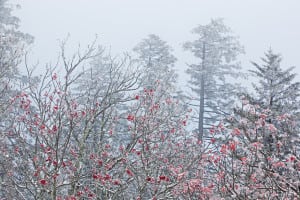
xmin=133 ymin=34 xmax=177 ymax=94
xmin=183 ymin=19 xmax=244 ymax=141
xmin=0 ymin=0 xmax=32 ymax=198
xmin=0 ymin=0 xmax=33 ymax=79
xmin=249 ymin=49 xmax=300 ymax=156
xmin=0 ymin=0 xmax=33 ymax=112
xmin=250 ymin=49 xmax=300 ymax=116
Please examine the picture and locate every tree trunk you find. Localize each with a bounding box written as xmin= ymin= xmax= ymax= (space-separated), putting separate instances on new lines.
xmin=198 ymin=75 xmax=204 ymax=141
xmin=198 ymin=43 xmax=206 ymax=142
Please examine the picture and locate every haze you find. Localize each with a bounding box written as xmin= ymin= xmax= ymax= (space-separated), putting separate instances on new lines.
xmin=13 ymin=0 xmax=300 ymax=82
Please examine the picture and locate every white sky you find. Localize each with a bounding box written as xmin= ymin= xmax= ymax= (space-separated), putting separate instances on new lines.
xmin=12 ymin=0 xmax=300 ymax=85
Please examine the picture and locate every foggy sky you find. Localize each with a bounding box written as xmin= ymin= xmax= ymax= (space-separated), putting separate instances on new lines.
xmin=12 ymin=0 xmax=300 ymax=84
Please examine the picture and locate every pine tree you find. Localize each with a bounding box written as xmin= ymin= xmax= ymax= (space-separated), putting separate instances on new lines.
xmin=0 ymin=0 xmax=33 ymax=198
xmin=250 ymin=49 xmax=300 ymax=116
xmin=0 ymin=0 xmax=33 ymax=79
xmin=183 ymin=19 xmax=244 ymax=141
xmin=249 ymin=49 xmax=300 ymax=156
xmin=0 ymin=0 xmax=33 ymax=112
xmin=133 ymin=34 xmax=177 ymax=94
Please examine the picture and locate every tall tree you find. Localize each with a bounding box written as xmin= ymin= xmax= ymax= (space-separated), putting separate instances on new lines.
xmin=183 ymin=19 xmax=244 ymax=141
xmin=250 ymin=49 xmax=300 ymax=156
xmin=133 ymin=34 xmax=177 ymax=94
xmin=250 ymin=49 xmax=300 ymax=116
xmin=0 ymin=0 xmax=33 ymax=198
xmin=0 ymin=0 xmax=33 ymax=79
xmin=0 ymin=0 xmax=33 ymax=112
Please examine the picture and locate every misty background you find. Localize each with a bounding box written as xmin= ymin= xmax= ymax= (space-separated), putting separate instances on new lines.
xmin=12 ymin=0 xmax=300 ymax=84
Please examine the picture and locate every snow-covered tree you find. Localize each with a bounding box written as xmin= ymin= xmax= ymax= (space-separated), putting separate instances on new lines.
xmin=250 ymin=49 xmax=300 ymax=116
xmin=209 ymin=97 xmax=300 ymax=199
xmin=133 ymin=34 xmax=177 ymax=94
xmin=0 ymin=0 xmax=33 ymax=112
xmin=75 ymin=49 xmax=141 ymax=162
xmin=0 ymin=0 xmax=33 ymax=79
xmin=183 ymin=19 xmax=244 ymax=141
xmin=2 ymin=40 xmax=215 ymax=199
xmin=249 ymin=49 xmax=300 ymax=160
xmin=0 ymin=1 xmax=33 ymax=198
